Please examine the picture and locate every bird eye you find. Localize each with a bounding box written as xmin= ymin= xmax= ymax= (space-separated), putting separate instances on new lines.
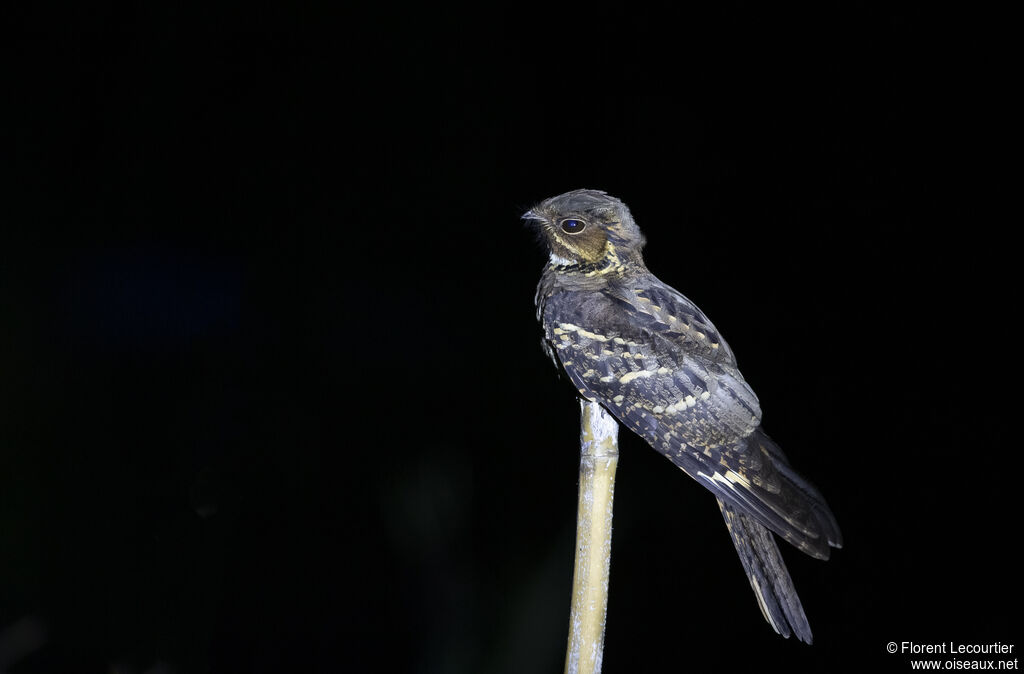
xmin=560 ymin=218 xmax=587 ymax=234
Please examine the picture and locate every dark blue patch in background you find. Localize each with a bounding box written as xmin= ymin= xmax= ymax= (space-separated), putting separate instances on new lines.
xmin=58 ymin=246 xmax=241 ymax=351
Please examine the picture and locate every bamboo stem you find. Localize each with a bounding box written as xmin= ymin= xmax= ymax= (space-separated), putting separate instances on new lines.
xmin=565 ymin=400 xmax=619 ymax=674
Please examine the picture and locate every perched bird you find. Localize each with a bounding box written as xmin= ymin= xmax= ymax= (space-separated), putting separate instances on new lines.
xmin=527 ymin=189 xmax=841 ymax=643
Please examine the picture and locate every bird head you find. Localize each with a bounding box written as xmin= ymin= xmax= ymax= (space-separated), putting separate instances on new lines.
xmin=524 ymin=189 xmax=646 ymax=267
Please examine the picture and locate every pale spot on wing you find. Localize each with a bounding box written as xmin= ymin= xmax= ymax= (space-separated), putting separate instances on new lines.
xmin=725 ymin=470 xmax=752 ymax=489
xmin=663 ymin=395 xmax=698 ymax=414
xmin=557 ymin=323 xmax=611 ymax=342
xmin=618 ymin=369 xmax=654 ymax=384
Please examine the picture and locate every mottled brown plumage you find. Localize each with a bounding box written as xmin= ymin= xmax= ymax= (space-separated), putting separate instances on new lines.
xmin=527 ymin=189 xmax=841 ymax=643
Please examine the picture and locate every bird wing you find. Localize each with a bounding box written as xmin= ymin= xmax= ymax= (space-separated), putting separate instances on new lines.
xmin=544 ymin=280 xmax=841 ymax=559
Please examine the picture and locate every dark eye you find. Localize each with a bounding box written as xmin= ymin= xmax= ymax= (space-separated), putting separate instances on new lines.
xmin=560 ymin=218 xmax=587 ymax=234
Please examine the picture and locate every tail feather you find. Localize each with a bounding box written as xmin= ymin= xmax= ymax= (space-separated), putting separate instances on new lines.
xmin=718 ymin=498 xmax=813 ymax=644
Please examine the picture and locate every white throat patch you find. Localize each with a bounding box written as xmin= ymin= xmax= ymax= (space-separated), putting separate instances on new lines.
xmin=549 ymin=253 xmax=576 ymax=266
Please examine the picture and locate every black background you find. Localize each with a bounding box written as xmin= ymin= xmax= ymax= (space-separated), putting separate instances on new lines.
xmin=3 ymin=4 xmax=1017 ymax=673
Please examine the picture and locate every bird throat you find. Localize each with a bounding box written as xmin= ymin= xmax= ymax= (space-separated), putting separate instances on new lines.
xmin=549 ymin=242 xmax=625 ymax=277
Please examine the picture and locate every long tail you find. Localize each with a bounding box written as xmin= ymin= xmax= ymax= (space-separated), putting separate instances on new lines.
xmin=718 ymin=498 xmax=813 ymax=643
